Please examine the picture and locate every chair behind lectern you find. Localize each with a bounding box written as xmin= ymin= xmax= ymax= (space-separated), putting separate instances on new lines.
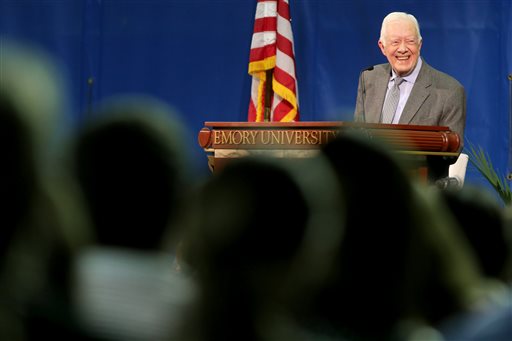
xmin=448 ymin=153 xmax=469 ymax=189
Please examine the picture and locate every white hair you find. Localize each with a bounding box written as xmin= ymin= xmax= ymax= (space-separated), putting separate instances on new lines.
xmin=380 ymin=12 xmax=422 ymax=43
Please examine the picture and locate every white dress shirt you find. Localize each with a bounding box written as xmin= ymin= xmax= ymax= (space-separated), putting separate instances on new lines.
xmin=388 ymin=57 xmax=423 ymax=124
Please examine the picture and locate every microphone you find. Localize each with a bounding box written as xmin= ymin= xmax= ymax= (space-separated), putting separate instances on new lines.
xmin=87 ymin=77 xmax=94 ymax=116
xmin=435 ymin=177 xmax=462 ymax=190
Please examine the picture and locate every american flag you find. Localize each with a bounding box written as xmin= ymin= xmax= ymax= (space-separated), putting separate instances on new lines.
xmin=248 ymin=0 xmax=299 ymax=122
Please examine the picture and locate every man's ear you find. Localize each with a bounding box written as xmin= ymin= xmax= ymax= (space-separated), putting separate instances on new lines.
xmin=378 ymin=40 xmax=386 ymax=56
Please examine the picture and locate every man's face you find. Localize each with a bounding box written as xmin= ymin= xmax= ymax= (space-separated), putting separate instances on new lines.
xmin=378 ymin=19 xmax=422 ymax=77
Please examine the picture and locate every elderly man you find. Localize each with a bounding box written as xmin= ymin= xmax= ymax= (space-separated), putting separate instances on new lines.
xmin=354 ymin=12 xmax=466 ymax=143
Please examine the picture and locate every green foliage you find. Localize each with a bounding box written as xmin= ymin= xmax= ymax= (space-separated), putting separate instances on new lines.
xmin=466 ymin=142 xmax=512 ymax=206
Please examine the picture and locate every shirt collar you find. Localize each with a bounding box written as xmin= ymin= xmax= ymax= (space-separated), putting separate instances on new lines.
xmin=391 ymin=57 xmax=422 ymax=84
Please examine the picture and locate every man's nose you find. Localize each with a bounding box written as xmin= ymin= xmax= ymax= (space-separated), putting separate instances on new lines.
xmin=398 ymin=40 xmax=408 ymax=51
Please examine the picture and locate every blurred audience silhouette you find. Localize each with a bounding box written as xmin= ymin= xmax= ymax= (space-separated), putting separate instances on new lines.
xmin=440 ymin=185 xmax=512 ymax=283
xmin=0 ymin=39 xmax=93 ymax=340
xmin=68 ymin=95 xmax=197 ymax=340
xmin=299 ymin=132 xmax=486 ymax=341
xmin=179 ymin=155 xmax=345 ymax=341
xmin=435 ymin=185 xmax=512 ymax=340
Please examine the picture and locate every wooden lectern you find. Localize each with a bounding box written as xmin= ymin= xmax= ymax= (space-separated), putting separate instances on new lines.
xmin=197 ymin=121 xmax=461 ymax=182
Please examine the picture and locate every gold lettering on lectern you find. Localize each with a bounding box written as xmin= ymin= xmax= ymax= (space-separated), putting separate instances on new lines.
xmin=270 ymin=131 xmax=280 ymax=144
xmin=261 ymin=131 xmax=271 ymax=144
xmin=284 ymin=131 xmax=294 ymax=144
xmin=294 ymin=131 xmax=302 ymax=144
xmin=307 ymin=131 xmax=318 ymax=144
xmin=213 ymin=129 xmax=340 ymax=146
xmin=214 ymin=130 xmax=256 ymax=145
xmin=249 ymin=130 xmax=258 ymax=144
xmin=214 ymin=130 xmax=230 ymax=145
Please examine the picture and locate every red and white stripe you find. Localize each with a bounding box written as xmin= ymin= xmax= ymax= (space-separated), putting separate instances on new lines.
xmin=248 ymin=0 xmax=299 ymax=122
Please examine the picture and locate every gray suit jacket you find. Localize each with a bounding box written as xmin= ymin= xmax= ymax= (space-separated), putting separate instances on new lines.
xmin=354 ymin=59 xmax=466 ymax=145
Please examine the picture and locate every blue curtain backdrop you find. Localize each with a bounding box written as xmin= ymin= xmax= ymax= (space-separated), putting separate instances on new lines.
xmin=2 ymin=0 xmax=511 ymax=189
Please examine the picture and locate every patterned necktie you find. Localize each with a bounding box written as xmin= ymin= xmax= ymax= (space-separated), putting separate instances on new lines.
xmin=381 ymin=77 xmax=404 ymax=124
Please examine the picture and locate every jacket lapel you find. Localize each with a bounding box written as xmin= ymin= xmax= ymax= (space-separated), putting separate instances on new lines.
xmin=399 ymin=60 xmax=432 ymax=124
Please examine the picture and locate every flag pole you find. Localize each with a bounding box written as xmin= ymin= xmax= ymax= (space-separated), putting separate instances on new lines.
xmin=264 ymin=69 xmax=273 ymax=122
